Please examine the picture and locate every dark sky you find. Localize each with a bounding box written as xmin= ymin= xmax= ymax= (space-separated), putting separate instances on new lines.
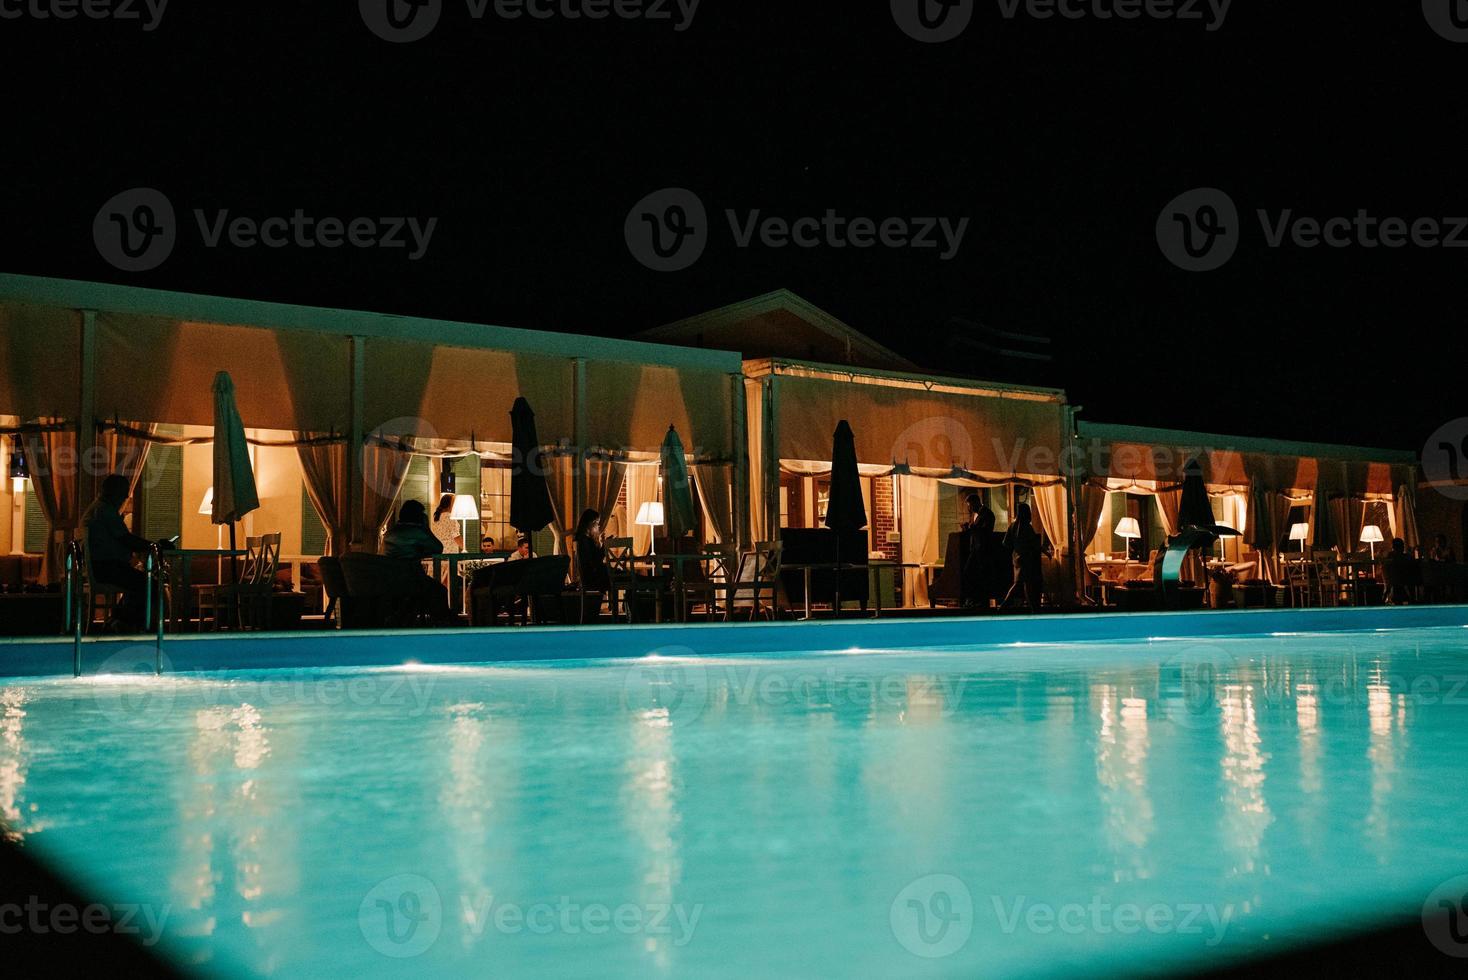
xmin=2 ymin=2 xmax=1460 ymax=452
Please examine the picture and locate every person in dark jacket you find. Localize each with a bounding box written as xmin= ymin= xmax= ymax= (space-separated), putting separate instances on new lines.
xmin=960 ymin=493 xmax=998 ymax=610
xmin=573 ymin=508 xmax=609 ymax=593
xmin=86 ymin=474 xmax=158 ymax=631
xmin=1001 ymin=502 xmax=1045 ymax=613
xmin=383 ymin=499 xmax=451 ymax=621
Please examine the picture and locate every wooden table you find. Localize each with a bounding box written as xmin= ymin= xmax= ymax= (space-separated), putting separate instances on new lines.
xmin=158 ymin=549 xmax=247 ymax=631
xmin=630 ymin=553 xmax=726 ymax=622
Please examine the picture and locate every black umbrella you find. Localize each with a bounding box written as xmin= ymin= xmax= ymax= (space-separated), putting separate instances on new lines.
xmin=509 ymin=397 xmax=555 ymax=534
xmin=824 ymin=420 xmax=867 ymax=534
xmin=1177 ymin=457 xmax=1215 ymax=531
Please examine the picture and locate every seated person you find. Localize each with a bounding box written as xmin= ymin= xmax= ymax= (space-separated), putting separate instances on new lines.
xmin=1431 ymin=533 xmax=1457 ymax=564
xmin=86 ymin=474 xmax=161 ymax=631
xmin=481 ymin=535 xmax=496 ymax=552
xmin=506 ymin=534 xmax=533 ymax=561
xmin=383 ymin=500 xmax=451 ymax=621
xmin=1382 ymin=537 xmax=1418 ymax=605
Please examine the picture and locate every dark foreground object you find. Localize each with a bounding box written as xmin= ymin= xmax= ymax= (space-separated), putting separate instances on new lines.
xmin=1178 ymin=911 xmax=1462 ymax=978
xmin=0 ymin=832 xmax=183 ymax=978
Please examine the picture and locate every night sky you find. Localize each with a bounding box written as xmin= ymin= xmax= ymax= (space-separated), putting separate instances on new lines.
xmin=3 ymin=2 xmax=1461 ymax=452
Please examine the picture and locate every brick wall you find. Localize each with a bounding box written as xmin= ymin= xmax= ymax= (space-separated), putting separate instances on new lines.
xmin=871 ymin=476 xmax=899 ymax=561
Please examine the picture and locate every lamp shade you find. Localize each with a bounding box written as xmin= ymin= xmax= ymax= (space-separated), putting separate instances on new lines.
xmin=1360 ymin=525 xmax=1384 ymax=544
xmin=199 ymin=487 xmax=214 ymax=515
xmin=635 ymin=501 xmax=665 ymax=527
xmin=450 ymin=494 xmax=479 ymax=521
xmin=1289 ymin=522 xmax=1310 ymax=542
xmin=1115 ymin=517 xmax=1141 ymax=539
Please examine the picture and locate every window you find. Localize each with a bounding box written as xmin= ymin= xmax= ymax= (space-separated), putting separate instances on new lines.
xmin=449 ymin=455 xmax=480 ymax=551
xmin=779 ymin=473 xmax=806 ymax=528
xmin=479 ymin=462 xmax=512 ymax=551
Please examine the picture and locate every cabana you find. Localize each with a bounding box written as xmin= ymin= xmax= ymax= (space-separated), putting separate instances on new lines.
xmin=744 ymin=358 xmax=1072 ymax=607
xmin=0 ymin=275 xmax=745 ymax=594
xmin=1075 ymin=421 xmax=1418 ymax=589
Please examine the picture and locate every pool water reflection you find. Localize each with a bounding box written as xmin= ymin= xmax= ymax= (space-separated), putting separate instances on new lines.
xmin=1 ymin=629 xmax=1466 ymax=977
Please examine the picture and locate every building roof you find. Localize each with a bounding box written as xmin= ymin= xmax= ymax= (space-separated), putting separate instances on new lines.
xmin=1078 ymin=421 xmax=1416 ymax=466
xmin=635 ymin=289 xmax=919 ymax=371
xmin=0 ymin=273 xmax=742 ymax=373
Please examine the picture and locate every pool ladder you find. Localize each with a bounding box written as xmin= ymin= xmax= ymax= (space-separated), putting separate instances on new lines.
xmin=62 ymin=540 xmax=166 ymax=679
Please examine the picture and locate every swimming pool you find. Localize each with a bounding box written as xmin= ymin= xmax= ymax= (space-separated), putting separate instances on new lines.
xmin=2 ymin=618 xmax=1467 ymax=975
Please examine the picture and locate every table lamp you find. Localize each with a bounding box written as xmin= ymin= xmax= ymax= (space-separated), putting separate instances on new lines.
xmin=451 ymin=494 xmax=478 ymax=551
xmin=1115 ymin=517 xmax=1140 ymax=571
xmin=1360 ymin=524 xmax=1383 ymax=559
xmin=636 ymin=501 xmax=665 ymax=555
xmin=1290 ymin=522 xmax=1310 ymax=554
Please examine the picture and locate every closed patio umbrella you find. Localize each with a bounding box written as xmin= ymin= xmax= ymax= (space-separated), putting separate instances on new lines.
xmin=659 ymin=425 xmax=697 ymax=543
xmin=1177 ymin=457 xmax=1215 ymax=530
xmin=824 ymin=420 xmax=867 ymax=534
xmin=1246 ymin=475 xmax=1275 ymax=578
xmin=509 ymin=397 xmax=555 ymax=535
xmin=211 ymin=371 xmax=260 ymax=577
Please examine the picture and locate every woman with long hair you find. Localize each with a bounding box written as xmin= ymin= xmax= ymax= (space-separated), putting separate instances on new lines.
xmin=573 ymin=508 xmax=609 ymax=593
xmin=431 ymin=492 xmax=463 ymax=554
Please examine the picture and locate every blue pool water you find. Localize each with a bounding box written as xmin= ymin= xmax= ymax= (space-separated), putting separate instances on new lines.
xmin=2 ymin=626 xmax=1467 ymax=976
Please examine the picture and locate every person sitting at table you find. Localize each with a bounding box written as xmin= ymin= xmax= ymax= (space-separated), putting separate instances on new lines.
xmin=1431 ymin=533 xmax=1457 ymax=564
xmin=1382 ymin=537 xmax=1416 ymax=605
xmin=383 ymin=500 xmax=452 ymax=621
xmin=431 ymin=493 xmax=463 ymax=554
xmin=481 ymin=534 xmax=496 ymax=552
xmin=506 ymin=534 xmax=533 ymax=561
xmin=86 ymin=474 xmax=167 ymax=632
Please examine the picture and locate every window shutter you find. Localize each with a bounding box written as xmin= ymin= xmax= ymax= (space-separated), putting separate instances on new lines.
xmin=23 ymin=486 xmax=49 ymax=554
xmin=300 ymin=485 xmax=327 ymax=556
xmin=398 ymin=456 xmax=431 ymax=513
xmin=140 ymin=431 xmax=184 ymax=542
xmin=452 ymin=456 xmax=481 ymax=550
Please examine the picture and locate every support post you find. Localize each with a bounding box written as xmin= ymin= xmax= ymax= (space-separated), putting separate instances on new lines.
xmin=348 ymin=336 xmax=365 ymax=549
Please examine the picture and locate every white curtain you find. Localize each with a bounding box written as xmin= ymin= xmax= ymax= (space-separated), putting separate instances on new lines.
xmin=626 ymin=462 xmax=659 ymax=556
xmin=694 ymin=463 xmax=734 ymax=545
xmin=1031 ymin=484 xmax=1068 ymax=555
xmin=900 ymin=475 xmax=940 ymax=607
xmin=1155 ymin=488 xmax=1181 ymax=536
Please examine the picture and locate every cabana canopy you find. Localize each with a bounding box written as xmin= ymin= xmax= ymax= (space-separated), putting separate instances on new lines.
xmin=0 ymin=274 xmax=746 ymax=552
xmin=1077 ymin=422 xmax=1415 ymax=499
xmin=745 ymin=357 xmax=1070 ymax=542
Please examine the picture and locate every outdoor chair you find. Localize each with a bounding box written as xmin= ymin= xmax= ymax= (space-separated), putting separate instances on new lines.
xmin=727 ymin=541 xmax=782 ymax=620
xmin=79 ymin=540 xmax=124 ymax=634
xmin=339 ymin=552 xmax=436 ymax=627
xmin=605 ymin=537 xmax=662 ymax=623
xmin=682 ymin=544 xmax=738 ymax=621
xmin=197 ymin=533 xmax=281 ymax=630
xmin=471 ymin=555 xmax=570 ymax=625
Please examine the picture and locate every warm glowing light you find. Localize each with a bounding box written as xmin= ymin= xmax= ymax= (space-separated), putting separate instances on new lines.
xmin=450 ymin=494 xmax=479 ymax=521
xmin=199 ymin=487 xmax=215 ymax=515
xmin=636 ymin=501 xmax=665 ymax=527
xmin=1115 ymin=517 xmax=1141 ymax=540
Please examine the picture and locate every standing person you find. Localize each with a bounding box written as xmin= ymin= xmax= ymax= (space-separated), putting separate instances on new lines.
xmin=431 ymin=493 xmax=463 ymax=554
xmin=86 ymin=474 xmax=159 ymax=631
xmin=960 ymin=493 xmax=997 ymax=610
xmin=1001 ymin=502 xmax=1045 ymax=613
